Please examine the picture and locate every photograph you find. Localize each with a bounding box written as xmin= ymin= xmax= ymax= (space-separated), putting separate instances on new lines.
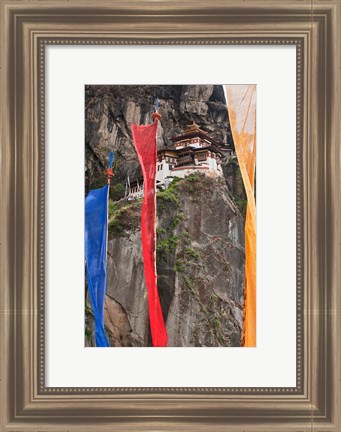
xmin=84 ymin=84 xmax=256 ymax=348
xmin=2 ymin=1 xmax=340 ymax=430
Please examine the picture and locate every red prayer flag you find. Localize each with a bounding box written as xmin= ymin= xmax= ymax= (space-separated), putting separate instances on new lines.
xmin=131 ymin=121 xmax=168 ymax=347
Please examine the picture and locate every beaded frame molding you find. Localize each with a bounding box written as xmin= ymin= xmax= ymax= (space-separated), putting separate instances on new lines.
xmin=1 ymin=1 xmax=340 ymax=431
xmin=38 ymin=38 xmax=303 ymax=393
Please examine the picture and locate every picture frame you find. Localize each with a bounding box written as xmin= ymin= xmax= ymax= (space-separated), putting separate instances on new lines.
xmin=1 ymin=1 xmax=340 ymax=430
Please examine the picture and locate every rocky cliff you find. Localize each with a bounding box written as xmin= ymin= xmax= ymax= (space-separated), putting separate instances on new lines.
xmin=85 ymin=85 xmax=233 ymax=192
xmin=85 ymin=85 xmax=246 ymax=347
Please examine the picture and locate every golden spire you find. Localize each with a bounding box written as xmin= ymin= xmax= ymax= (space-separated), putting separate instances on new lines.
xmin=184 ymin=122 xmax=206 ymax=135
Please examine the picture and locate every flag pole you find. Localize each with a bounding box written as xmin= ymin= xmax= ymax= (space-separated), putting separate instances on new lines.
xmin=104 ymin=150 xmax=114 ymax=345
xmin=152 ymin=96 xmax=161 ymax=122
xmin=152 ymin=100 xmax=161 ymax=313
xmin=105 ymin=150 xmax=115 ymax=185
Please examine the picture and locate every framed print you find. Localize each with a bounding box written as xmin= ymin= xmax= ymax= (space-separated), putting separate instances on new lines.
xmin=1 ymin=1 xmax=340 ymax=431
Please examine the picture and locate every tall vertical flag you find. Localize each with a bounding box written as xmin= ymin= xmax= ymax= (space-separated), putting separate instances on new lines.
xmin=225 ymin=85 xmax=256 ymax=347
xmin=85 ymin=150 xmax=114 ymax=347
xmin=131 ymin=116 xmax=168 ymax=347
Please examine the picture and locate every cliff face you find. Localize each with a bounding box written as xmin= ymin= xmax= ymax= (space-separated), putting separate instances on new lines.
xmin=85 ymin=85 xmax=246 ymax=348
xmin=157 ymin=175 xmax=244 ymax=347
xmin=86 ymin=174 xmax=245 ymax=347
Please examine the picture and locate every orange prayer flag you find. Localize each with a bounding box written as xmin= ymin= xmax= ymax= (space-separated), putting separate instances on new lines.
xmin=225 ymin=85 xmax=256 ymax=347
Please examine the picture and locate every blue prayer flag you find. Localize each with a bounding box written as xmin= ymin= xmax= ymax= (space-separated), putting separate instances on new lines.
xmin=109 ymin=150 xmax=114 ymax=169
xmin=85 ymin=184 xmax=110 ymax=347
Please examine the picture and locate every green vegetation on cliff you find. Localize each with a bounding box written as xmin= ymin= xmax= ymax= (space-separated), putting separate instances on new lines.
xmin=108 ymin=199 xmax=142 ymax=236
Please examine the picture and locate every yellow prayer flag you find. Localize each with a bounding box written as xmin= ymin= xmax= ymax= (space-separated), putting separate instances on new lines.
xmin=225 ymin=85 xmax=256 ymax=347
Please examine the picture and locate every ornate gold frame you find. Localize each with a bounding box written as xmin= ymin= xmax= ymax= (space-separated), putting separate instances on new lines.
xmin=1 ymin=1 xmax=340 ymax=430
